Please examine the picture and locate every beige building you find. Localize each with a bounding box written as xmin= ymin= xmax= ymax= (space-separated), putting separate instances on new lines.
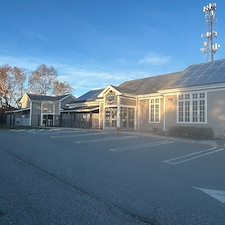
xmin=67 ymin=59 xmax=225 ymax=137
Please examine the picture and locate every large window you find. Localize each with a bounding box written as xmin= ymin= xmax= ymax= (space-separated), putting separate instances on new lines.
xmin=178 ymin=92 xmax=206 ymax=123
xmin=149 ymin=98 xmax=160 ymax=123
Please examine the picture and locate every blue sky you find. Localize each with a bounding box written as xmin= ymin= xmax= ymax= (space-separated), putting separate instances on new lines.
xmin=1 ymin=0 xmax=225 ymax=97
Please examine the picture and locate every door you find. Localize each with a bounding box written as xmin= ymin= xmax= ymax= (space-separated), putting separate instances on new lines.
xmin=120 ymin=107 xmax=134 ymax=129
xmin=43 ymin=114 xmax=53 ymax=127
xmin=105 ymin=107 xmax=117 ymax=129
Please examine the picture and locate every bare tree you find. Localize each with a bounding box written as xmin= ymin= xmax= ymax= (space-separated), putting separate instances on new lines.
xmin=0 ymin=65 xmax=10 ymax=108
xmin=12 ymin=66 xmax=27 ymax=106
xmin=53 ymin=80 xmax=73 ymax=96
xmin=0 ymin=65 xmax=26 ymax=108
xmin=0 ymin=63 xmax=73 ymax=109
xmin=28 ymin=64 xmax=57 ymax=95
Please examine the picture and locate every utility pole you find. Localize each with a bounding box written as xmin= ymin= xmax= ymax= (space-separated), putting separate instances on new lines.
xmin=200 ymin=3 xmax=220 ymax=61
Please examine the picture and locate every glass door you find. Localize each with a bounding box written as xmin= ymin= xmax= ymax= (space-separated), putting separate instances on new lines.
xmin=43 ymin=114 xmax=53 ymax=127
xmin=105 ymin=107 xmax=117 ymax=128
xmin=120 ymin=107 xmax=134 ymax=129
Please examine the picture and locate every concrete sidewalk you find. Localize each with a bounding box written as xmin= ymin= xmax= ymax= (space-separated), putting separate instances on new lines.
xmin=119 ymin=130 xmax=225 ymax=148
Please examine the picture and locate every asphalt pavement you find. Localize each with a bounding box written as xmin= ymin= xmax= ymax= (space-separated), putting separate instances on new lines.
xmin=0 ymin=128 xmax=224 ymax=225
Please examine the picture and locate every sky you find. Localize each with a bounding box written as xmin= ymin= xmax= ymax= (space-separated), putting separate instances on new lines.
xmin=0 ymin=0 xmax=225 ymax=97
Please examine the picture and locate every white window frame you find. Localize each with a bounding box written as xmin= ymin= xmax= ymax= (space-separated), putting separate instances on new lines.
xmin=177 ymin=92 xmax=207 ymax=124
xmin=149 ymin=98 xmax=160 ymax=123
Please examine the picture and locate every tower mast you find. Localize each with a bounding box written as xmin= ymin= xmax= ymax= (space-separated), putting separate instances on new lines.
xmin=200 ymin=3 xmax=220 ymax=61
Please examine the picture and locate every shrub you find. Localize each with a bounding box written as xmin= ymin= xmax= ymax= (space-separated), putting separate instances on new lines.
xmin=168 ymin=126 xmax=214 ymax=139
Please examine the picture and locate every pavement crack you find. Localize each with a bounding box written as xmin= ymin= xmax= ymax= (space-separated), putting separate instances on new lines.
xmin=1 ymin=148 xmax=160 ymax=225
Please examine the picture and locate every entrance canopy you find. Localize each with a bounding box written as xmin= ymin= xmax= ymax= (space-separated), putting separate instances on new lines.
xmin=62 ymin=106 xmax=99 ymax=113
xmin=5 ymin=108 xmax=30 ymax=114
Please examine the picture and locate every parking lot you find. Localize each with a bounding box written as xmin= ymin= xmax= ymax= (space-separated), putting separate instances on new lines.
xmin=0 ymin=128 xmax=225 ymax=225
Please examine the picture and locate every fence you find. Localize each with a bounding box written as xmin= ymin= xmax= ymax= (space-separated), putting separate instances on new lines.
xmin=0 ymin=113 xmax=6 ymax=126
xmin=2 ymin=112 xmax=99 ymax=129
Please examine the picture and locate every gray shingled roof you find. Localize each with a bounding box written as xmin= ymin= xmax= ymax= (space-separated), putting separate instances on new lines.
xmin=118 ymin=72 xmax=182 ymax=95
xmin=27 ymin=93 xmax=70 ymax=101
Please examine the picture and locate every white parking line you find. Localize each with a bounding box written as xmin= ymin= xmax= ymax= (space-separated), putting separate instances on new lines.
xmin=29 ymin=129 xmax=44 ymax=134
xmin=37 ymin=130 xmax=87 ymax=135
xmin=51 ymin=132 xmax=108 ymax=138
xmin=164 ymin=147 xmax=224 ymax=165
xmin=193 ymin=186 xmax=225 ymax=203
xmin=75 ymin=136 xmax=137 ymax=144
xmin=49 ymin=128 xmax=61 ymax=131
xmin=110 ymin=140 xmax=174 ymax=152
xmin=10 ymin=129 xmax=25 ymax=132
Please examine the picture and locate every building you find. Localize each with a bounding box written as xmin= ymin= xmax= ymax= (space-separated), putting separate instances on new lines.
xmin=6 ymin=93 xmax=75 ymax=127
xmin=67 ymin=59 xmax=225 ymax=137
xmin=6 ymin=59 xmax=225 ymax=138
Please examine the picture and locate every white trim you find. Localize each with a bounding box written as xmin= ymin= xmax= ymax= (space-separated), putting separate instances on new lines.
xmin=160 ymin=83 xmax=225 ymax=94
xmin=98 ymin=85 xmax=122 ymax=98
xmin=117 ymin=96 xmax=121 ymax=128
xmin=138 ymin=94 xmax=163 ymax=100
xmin=103 ymin=98 xmax=106 ymax=130
xmin=40 ymin=102 xmax=43 ymax=126
xmin=120 ymin=96 xmax=136 ymax=100
xmin=135 ymin=98 xmax=137 ymax=130
xmin=163 ymin=96 xmax=166 ymax=132
xmin=176 ymin=92 xmax=207 ymax=124
xmin=138 ymin=99 xmax=140 ymax=131
xmin=5 ymin=108 xmax=30 ymax=113
xmin=119 ymin=104 xmax=136 ymax=108
xmin=149 ymin=98 xmax=160 ymax=123
xmin=63 ymin=107 xmax=99 ymax=113
xmin=29 ymin=102 xmax=32 ymax=126
xmin=99 ymin=103 xmax=101 ymax=129
xmin=120 ymin=93 xmax=137 ymax=98
xmin=53 ymin=103 xmax=56 ymax=126
xmin=42 ymin=113 xmax=54 ymax=127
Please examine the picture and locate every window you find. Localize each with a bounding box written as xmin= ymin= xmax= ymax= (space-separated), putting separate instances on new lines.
xmin=149 ymin=98 xmax=160 ymax=123
xmin=178 ymin=92 xmax=206 ymax=123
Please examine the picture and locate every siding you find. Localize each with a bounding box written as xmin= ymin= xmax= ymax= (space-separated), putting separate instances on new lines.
xmin=164 ymin=94 xmax=177 ymax=132
xmin=120 ymin=97 xmax=136 ymax=106
xmin=207 ymin=90 xmax=225 ymax=137
xmin=31 ymin=103 xmax=41 ymax=126
xmin=137 ymin=99 xmax=164 ymax=132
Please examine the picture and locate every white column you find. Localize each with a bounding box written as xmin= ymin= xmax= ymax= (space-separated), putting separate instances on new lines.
xmin=163 ymin=95 xmax=166 ymax=132
xmin=29 ymin=102 xmax=32 ymax=126
xmin=117 ymin=96 xmax=121 ymax=129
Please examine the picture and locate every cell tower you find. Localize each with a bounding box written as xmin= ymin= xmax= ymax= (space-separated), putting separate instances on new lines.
xmin=200 ymin=3 xmax=220 ymax=61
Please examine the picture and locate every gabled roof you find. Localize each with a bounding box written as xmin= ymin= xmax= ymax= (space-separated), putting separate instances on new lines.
xmin=72 ymin=89 xmax=104 ymax=103
xmin=27 ymin=93 xmax=71 ymax=101
xmin=118 ymin=72 xmax=182 ymax=95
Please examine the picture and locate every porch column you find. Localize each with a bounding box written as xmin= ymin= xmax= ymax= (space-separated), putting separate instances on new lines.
xmin=117 ymin=96 xmax=121 ymax=129
xmin=29 ymin=102 xmax=32 ymax=126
